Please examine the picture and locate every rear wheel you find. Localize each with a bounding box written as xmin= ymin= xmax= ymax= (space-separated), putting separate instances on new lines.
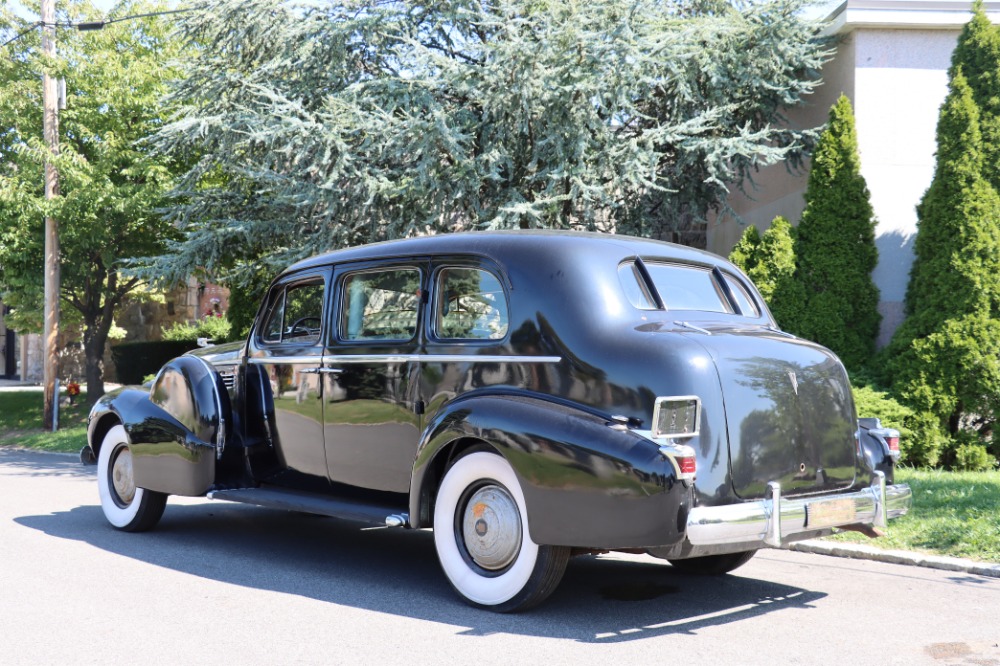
xmin=433 ymin=451 xmax=570 ymax=612
xmin=668 ymin=550 xmax=757 ymax=575
xmin=97 ymin=425 xmax=167 ymax=532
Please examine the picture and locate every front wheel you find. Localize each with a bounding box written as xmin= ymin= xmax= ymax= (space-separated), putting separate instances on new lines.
xmin=97 ymin=425 xmax=167 ymax=532
xmin=668 ymin=550 xmax=757 ymax=575
xmin=433 ymin=451 xmax=570 ymax=612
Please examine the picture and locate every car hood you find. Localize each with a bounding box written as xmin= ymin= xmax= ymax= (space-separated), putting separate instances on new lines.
xmin=186 ymin=340 xmax=244 ymax=367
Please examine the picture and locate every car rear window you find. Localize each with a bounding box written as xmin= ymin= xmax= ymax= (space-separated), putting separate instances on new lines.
xmin=618 ymin=260 xmax=759 ymax=316
xmin=434 ymin=267 xmax=509 ymax=340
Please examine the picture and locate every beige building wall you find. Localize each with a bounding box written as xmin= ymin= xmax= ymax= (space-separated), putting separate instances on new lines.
xmin=708 ymin=0 xmax=999 ymax=347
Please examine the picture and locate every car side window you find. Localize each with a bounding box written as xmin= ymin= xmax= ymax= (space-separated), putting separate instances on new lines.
xmin=260 ymin=280 xmax=325 ymax=344
xmin=435 ymin=267 xmax=509 ymax=340
xmin=341 ymin=268 xmax=421 ymax=341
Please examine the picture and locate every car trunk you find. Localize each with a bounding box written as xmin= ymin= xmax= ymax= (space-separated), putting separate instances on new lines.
xmin=691 ymin=327 xmax=858 ymax=500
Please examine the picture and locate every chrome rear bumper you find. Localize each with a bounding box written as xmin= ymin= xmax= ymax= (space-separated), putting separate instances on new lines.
xmin=686 ymin=472 xmax=912 ymax=548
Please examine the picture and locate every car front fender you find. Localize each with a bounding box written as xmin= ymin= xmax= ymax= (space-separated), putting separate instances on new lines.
xmin=86 ymin=355 xmax=231 ymax=496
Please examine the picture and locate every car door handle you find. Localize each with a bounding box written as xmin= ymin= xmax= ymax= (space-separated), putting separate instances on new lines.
xmin=300 ymin=367 xmax=343 ymax=375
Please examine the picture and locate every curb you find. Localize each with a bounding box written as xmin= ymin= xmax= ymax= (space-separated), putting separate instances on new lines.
xmin=0 ymin=445 xmax=82 ymax=460
xmin=790 ymin=540 xmax=1000 ymax=578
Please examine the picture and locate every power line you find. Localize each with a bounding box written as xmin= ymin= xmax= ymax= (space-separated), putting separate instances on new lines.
xmin=1 ymin=20 xmax=40 ymax=48
xmin=53 ymin=7 xmax=202 ymax=32
xmin=1 ymin=6 xmax=200 ymax=47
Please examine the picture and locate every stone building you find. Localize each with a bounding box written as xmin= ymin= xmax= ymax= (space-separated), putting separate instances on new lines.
xmin=708 ymin=0 xmax=1000 ymax=347
xmin=0 ymin=279 xmax=229 ymax=384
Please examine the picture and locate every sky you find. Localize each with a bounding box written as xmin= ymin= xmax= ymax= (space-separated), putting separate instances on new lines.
xmin=11 ymin=0 xmax=176 ymax=20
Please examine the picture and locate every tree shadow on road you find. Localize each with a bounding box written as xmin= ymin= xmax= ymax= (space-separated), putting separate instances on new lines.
xmin=15 ymin=500 xmax=826 ymax=643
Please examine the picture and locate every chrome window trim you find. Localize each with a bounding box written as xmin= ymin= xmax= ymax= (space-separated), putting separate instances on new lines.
xmin=248 ymin=354 xmax=561 ymax=365
xmin=248 ymin=356 xmax=327 ymax=365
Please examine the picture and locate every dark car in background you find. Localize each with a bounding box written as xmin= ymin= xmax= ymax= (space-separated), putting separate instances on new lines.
xmin=85 ymin=231 xmax=911 ymax=611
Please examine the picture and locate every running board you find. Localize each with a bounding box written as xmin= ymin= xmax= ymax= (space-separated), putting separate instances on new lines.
xmin=207 ymin=487 xmax=409 ymax=528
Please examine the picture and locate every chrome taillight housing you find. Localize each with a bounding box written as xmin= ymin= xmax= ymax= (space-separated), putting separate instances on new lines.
xmin=652 ymin=396 xmax=700 ymax=439
xmin=645 ymin=396 xmax=701 ymax=482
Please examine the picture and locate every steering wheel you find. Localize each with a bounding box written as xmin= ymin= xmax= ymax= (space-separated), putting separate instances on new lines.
xmin=288 ymin=316 xmax=321 ymax=338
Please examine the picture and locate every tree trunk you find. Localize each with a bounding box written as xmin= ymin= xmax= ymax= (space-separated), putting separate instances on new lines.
xmin=77 ymin=269 xmax=124 ymax=407
xmin=83 ymin=327 xmax=107 ymax=407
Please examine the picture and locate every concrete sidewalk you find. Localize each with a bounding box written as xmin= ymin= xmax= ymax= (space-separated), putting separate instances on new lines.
xmin=791 ymin=540 xmax=1000 ymax=578
xmin=0 ymin=379 xmax=40 ymax=390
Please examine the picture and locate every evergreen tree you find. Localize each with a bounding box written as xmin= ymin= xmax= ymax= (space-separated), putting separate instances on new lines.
xmin=0 ymin=1 xmax=185 ymax=402
xmin=147 ymin=0 xmax=832 ymax=289
xmin=728 ymin=216 xmax=800 ymax=329
xmin=792 ymin=95 xmax=880 ymax=371
xmin=885 ymin=72 xmax=1000 ymax=457
xmin=950 ymin=0 xmax=1000 ymax=189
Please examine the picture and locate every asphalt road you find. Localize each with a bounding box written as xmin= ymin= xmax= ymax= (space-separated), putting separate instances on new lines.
xmin=2 ymin=448 xmax=998 ymax=666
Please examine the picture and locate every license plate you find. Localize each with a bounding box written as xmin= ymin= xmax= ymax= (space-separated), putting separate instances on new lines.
xmin=806 ymin=498 xmax=857 ymax=529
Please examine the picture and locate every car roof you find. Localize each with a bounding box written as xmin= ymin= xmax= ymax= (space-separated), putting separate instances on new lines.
xmin=280 ymin=230 xmax=729 ymax=277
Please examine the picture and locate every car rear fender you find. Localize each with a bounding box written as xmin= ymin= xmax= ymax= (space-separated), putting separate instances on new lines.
xmin=409 ymin=393 xmax=691 ymax=550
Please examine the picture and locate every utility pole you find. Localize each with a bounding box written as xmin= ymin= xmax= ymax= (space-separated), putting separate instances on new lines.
xmin=41 ymin=0 xmax=61 ymax=431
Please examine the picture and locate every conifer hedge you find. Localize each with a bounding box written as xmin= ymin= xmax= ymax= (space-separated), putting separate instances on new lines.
xmin=791 ymin=95 xmax=881 ymax=373
xmin=883 ymin=71 xmax=1000 ymax=465
xmin=728 ymin=216 xmax=801 ymax=329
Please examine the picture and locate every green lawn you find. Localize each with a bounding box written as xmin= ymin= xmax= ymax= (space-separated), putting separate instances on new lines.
xmin=824 ymin=467 xmax=1000 ymax=563
xmin=0 ymin=391 xmax=89 ymax=453
xmin=2 ymin=389 xmax=998 ymax=563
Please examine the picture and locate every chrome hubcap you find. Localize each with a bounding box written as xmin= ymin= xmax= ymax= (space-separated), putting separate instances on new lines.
xmin=111 ymin=446 xmax=135 ymax=506
xmin=461 ymin=485 xmax=521 ymax=571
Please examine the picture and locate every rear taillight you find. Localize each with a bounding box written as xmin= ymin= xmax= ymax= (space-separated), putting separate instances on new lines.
xmin=677 ymin=454 xmax=697 ymax=477
xmin=870 ymin=427 xmax=902 ymax=462
xmin=659 ymin=443 xmax=697 ymax=482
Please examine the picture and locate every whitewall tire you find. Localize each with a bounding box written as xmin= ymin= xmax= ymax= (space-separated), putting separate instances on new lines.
xmin=433 ymin=451 xmax=569 ymax=612
xmin=97 ymin=425 xmax=167 ymax=532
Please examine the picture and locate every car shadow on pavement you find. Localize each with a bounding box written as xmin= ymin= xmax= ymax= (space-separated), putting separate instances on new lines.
xmin=16 ymin=500 xmax=826 ymax=643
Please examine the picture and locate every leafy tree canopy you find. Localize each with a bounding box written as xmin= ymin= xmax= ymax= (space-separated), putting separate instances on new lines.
xmin=147 ymin=0 xmax=832 ymax=291
xmin=0 ymin=0 xmax=186 ymax=400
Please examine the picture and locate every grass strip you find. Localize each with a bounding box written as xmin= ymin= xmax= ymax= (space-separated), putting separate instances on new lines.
xmin=825 ymin=467 xmax=1000 ymax=563
xmin=0 ymin=390 xmax=89 ymax=453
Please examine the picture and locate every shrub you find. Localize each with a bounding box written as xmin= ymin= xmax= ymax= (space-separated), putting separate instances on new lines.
xmin=728 ymin=216 xmax=802 ymax=330
xmin=954 ymin=441 xmax=996 ymax=472
xmin=852 ymin=382 xmax=946 ymax=467
xmin=162 ymin=315 xmax=234 ymax=343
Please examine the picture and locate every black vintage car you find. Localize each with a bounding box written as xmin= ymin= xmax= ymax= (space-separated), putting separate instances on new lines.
xmin=85 ymin=231 xmax=911 ymax=611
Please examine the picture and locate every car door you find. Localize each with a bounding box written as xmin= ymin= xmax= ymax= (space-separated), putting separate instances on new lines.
xmin=247 ymin=270 xmax=330 ymax=479
xmin=322 ymin=262 xmax=425 ymax=493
